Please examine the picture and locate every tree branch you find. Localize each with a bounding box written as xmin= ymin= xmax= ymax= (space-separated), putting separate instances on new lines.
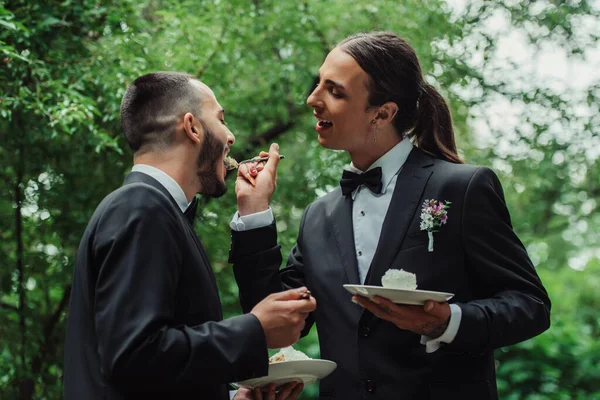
xmin=1 ymin=302 xmax=20 ymax=312
xmin=248 ymin=120 xmax=296 ymax=148
xmin=29 ymin=284 xmax=72 ymax=389
xmin=15 ymin=141 xmax=26 ymax=369
xmin=197 ymin=21 xmax=230 ymax=78
xmin=303 ymin=1 xmax=331 ymax=58
xmin=42 ymin=284 xmax=71 ymax=341
xmin=227 ymin=120 xmax=296 ymax=170
xmin=15 ymin=137 xmax=32 ymax=400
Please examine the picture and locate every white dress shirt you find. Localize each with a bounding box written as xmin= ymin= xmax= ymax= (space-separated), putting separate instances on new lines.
xmin=230 ymin=139 xmax=461 ymax=353
xmin=347 ymin=138 xmax=411 ymax=284
xmin=131 ymin=164 xmax=191 ymax=213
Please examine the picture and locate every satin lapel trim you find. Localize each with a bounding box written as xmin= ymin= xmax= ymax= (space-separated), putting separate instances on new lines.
xmin=125 ymin=172 xmax=222 ymax=315
xmin=184 ymin=221 xmax=222 ymax=317
xmin=365 ymin=150 xmax=434 ymax=285
xmin=329 ymin=193 xmax=361 ymax=285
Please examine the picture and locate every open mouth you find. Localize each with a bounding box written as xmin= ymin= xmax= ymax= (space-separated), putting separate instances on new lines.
xmin=318 ymin=119 xmax=333 ymax=128
xmin=223 ymin=156 xmax=238 ymax=171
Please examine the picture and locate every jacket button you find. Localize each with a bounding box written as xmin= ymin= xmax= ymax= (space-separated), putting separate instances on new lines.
xmin=365 ymin=379 xmax=376 ymax=393
xmin=360 ymin=325 xmax=371 ymax=337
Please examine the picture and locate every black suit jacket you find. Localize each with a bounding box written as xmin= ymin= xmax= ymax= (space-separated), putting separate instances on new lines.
xmin=230 ymin=147 xmax=551 ymax=400
xmin=64 ymin=172 xmax=268 ymax=400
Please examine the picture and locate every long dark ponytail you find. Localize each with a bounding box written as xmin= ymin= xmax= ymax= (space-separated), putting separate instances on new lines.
xmin=339 ymin=32 xmax=463 ymax=164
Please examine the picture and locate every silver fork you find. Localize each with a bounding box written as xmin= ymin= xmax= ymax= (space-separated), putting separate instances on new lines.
xmin=238 ymin=155 xmax=286 ymax=166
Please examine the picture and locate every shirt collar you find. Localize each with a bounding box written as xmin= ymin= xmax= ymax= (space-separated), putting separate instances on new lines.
xmin=345 ymin=138 xmax=413 ymax=198
xmin=131 ymin=164 xmax=191 ymax=213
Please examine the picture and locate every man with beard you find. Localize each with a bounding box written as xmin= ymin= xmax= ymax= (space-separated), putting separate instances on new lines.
xmin=63 ymin=72 xmax=314 ymax=400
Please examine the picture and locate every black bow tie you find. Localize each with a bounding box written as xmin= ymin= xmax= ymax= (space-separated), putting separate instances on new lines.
xmin=340 ymin=167 xmax=383 ymax=197
xmin=184 ymin=196 xmax=198 ymax=223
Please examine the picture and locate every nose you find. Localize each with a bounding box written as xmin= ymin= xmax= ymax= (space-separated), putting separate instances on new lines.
xmin=306 ymin=85 xmax=322 ymax=109
xmin=227 ymin=130 xmax=235 ymax=146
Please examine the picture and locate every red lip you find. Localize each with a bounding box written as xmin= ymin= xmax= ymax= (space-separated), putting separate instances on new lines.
xmin=313 ymin=113 xmax=333 ymax=133
xmin=315 ymin=121 xmax=333 ymax=134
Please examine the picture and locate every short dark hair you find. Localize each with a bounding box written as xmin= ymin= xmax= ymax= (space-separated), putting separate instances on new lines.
xmin=339 ymin=32 xmax=462 ymax=164
xmin=120 ymin=72 xmax=202 ymax=154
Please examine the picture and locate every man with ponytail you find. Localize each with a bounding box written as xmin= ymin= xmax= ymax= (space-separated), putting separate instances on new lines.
xmin=230 ymin=32 xmax=550 ymax=400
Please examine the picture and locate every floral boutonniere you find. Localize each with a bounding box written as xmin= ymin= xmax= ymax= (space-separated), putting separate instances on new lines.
xmin=420 ymin=199 xmax=451 ymax=252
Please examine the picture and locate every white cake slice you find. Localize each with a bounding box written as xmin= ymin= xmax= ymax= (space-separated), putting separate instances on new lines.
xmin=269 ymin=346 xmax=311 ymax=364
xmin=381 ymin=269 xmax=418 ymax=290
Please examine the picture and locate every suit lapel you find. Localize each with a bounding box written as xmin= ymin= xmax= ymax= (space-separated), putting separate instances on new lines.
xmin=183 ymin=220 xmax=223 ymax=318
xmin=328 ymin=193 xmax=361 ymax=285
xmin=123 ymin=172 xmax=221 ymax=308
xmin=365 ymin=148 xmax=434 ymax=285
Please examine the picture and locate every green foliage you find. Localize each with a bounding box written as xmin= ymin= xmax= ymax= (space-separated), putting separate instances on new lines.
xmin=496 ymin=261 xmax=600 ymax=399
xmin=1 ymin=0 xmax=598 ymax=399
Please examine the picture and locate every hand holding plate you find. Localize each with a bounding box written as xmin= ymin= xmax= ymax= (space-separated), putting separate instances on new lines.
xmin=233 ymin=382 xmax=303 ymax=400
xmin=352 ymin=295 xmax=451 ymax=338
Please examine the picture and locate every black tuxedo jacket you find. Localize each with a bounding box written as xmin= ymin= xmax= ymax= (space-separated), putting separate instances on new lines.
xmin=64 ymin=172 xmax=268 ymax=399
xmin=230 ymin=147 xmax=551 ymax=400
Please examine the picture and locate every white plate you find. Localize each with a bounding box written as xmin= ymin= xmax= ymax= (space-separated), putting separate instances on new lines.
xmin=234 ymin=359 xmax=337 ymax=390
xmin=344 ymin=284 xmax=454 ymax=305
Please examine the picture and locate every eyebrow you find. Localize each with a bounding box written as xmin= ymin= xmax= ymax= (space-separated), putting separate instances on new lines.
xmin=325 ymin=79 xmax=346 ymax=90
xmin=318 ymin=74 xmax=346 ymax=91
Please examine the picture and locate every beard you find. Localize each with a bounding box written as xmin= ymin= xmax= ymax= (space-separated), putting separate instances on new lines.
xmin=196 ymin=122 xmax=227 ymax=198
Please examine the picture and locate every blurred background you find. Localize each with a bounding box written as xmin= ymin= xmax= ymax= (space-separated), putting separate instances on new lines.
xmin=1 ymin=0 xmax=599 ymax=398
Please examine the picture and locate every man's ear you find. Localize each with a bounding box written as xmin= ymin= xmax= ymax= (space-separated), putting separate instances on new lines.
xmin=374 ymin=102 xmax=399 ymax=126
xmin=183 ymin=112 xmax=203 ymax=144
